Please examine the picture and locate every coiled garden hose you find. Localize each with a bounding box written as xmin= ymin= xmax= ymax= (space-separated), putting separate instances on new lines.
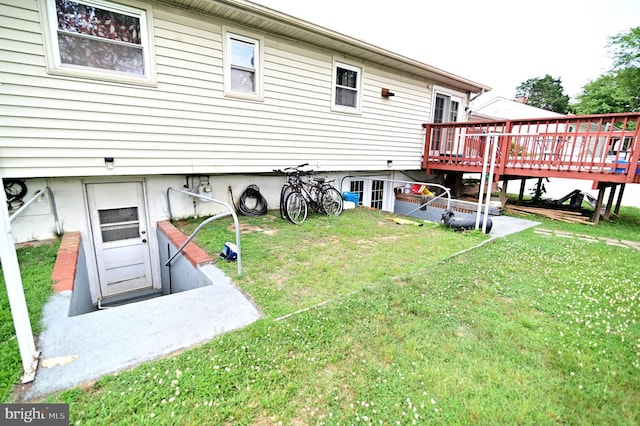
xmin=230 ymin=184 xmax=268 ymax=216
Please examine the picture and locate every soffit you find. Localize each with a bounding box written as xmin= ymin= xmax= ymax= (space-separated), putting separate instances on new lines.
xmin=160 ymin=0 xmax=491 ymax=94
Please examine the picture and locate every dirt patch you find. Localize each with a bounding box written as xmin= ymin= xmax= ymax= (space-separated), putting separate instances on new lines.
xmin=227 ymin=215 xmax=278 ymax=235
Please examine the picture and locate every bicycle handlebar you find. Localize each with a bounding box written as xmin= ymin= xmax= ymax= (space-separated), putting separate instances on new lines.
xmin=273 ymin=163 xmax=313 ymax=175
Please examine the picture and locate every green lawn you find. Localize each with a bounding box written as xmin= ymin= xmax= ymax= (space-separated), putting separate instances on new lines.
xmin=3 ymin=206 xmax=640 ymax=424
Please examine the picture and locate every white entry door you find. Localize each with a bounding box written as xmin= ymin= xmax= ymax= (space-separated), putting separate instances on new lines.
xmin=86 ymin=181 xmax=153 ymax=298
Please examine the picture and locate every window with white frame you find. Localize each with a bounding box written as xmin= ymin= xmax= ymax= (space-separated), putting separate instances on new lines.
xmin=332 ymin=61 xmax=362 ymax=113
xmin=43 ymin=0 xmax=155 ymax=84
xmin=224 ymin=31 xmax=263 ymax=100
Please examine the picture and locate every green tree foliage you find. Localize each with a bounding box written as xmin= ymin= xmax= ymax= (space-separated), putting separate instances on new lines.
xmin=515 ymin=74 xmax=570 ymax=113
xmin=574 ymin=26 xmax=640 ymax=114
xmin=609 ymin=26 xmax=640 ymax=69
xmin=574 ymin=72 xmax=636 ymax=115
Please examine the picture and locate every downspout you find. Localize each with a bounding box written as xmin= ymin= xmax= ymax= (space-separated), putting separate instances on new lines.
xmin=467 ymin=89 xmax=486 ymax=121
xmin=469 ymin=89 xmax=486 ymax=103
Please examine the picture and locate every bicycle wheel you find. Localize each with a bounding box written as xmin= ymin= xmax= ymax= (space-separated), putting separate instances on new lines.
xmin=320 ymin=187 xmax=343 ymax=216
xmin=279 ymin=183 xmax=294 ymax=219
xmin=284 ymin=192 xmax=308 ymax=224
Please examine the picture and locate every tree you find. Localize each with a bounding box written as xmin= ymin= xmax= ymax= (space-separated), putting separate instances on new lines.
xmin=609 ymin=26 xmax=640 ymax=70
xmin=574 ymin=72 xmax=636 ymax=115
xmin=573 ymin=26 xmax=640 ymax=114
xmin=515 ymin=75 xmax=570 ymax=114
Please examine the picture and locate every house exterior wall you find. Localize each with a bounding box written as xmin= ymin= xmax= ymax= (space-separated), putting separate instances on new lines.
xmin=1 ymin=0 xmax=438 ymax=179
xmin=1 ymin=0 xmax=486 ymax=306
xmin=7 ymin=173 xmax=288 ymax=241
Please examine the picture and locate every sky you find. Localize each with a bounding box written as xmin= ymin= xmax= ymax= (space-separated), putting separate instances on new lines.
xmin=251 ymin=0 xmax=640 ymax=107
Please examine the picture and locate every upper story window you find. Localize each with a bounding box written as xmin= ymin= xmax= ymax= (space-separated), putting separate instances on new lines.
xmin=224 ymin=30 xmax=263 ymax=101
xmin=42 ymin=0 xmax=155 ymax=85
xmin=332 ymin=60 xmax=362 ymax=113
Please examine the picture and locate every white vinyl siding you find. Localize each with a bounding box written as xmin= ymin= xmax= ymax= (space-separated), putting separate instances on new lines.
xmin=1 ymin=0 xmax=434 ymax=178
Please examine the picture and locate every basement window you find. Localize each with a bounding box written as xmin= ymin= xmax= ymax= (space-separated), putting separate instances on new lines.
xmin=42 ymin=0 xmax=156 ymax=85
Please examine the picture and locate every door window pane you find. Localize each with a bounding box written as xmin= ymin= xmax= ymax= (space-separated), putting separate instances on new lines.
xmin=371 ymin=180 xmax=384 ymax=209
xmin=450 ymin=100 xmax=460 ymax=122
xmin=99 ymin=207 xmax=138 ymax=224
xmin=350 ymin=180 xmax=364 ymax=206
xmin=99 ymin=207 xmax=139 ymax=242
xmin=433 ymin=94 xmax=447 ymax=123
xmin=101 ymin=224 xmax=140 ymax=242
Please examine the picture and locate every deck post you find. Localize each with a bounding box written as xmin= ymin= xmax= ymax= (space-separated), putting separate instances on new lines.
xmin=518 ymin=179 xmax=526 ymax=205
xmin=500 ymin=178 xmax=509 ymax=207
xmin=604 ymin=184 xmax=617 ymax=220
xmin=614 ymin=183 xmax=626 ymax=215
xmin=591 ymin=183 xmax=606 ymax=225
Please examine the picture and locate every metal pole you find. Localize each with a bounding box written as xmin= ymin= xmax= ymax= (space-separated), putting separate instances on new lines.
xmin=483 ymin=136 xmax=500 ymax=233
xmin=165 ymin=188 xmax=242 ymax=276
xmin=8 ymin=187 xmax=62 ymax=236
xmin=475 ymin=136 xmax=491 ymax=230
xmin=9 ymin=188 xmax=47 ymax=223
xmin=0 ymin=177 xmax=39 ymax=383
xmin=468 ymin=132 xmax=538 ymax=230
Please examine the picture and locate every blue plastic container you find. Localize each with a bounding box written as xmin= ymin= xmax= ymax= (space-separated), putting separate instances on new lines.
xmin=608 ymin=159 xmax=628 ymax=174
xmin=342 ymin=192 xmax=360 ymax=204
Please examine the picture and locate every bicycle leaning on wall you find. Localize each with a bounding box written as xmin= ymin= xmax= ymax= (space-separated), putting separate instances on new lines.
xmin=273 ymin=164 xmax=343 ymax=224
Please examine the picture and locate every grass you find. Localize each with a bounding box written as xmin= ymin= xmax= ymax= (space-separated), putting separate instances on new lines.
xmin=0 ymin=240 xmax=59 ymax=402
xmin=3 ymin=206 xmax=640 ymax=424
xmin=175 ymin=208 xmax=487 ymax=318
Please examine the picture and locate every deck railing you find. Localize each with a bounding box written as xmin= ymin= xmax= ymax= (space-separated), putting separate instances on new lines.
xmin=422 ymin=113 xmax=640 ymax=184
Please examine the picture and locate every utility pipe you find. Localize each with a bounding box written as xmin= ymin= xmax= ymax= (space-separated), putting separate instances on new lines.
xmin=9 ymin=187 xmax=62 ymax=236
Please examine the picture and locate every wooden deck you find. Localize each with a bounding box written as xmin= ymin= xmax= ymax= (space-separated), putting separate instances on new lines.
xmin=422 ymin=113 xmax=640 ymax=186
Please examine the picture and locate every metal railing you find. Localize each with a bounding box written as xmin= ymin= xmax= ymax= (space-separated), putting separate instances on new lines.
xmin=9 ymin=187 xmax=62 ymax=236
xmin=422 ymin=112 xmax=640 ymax=184
xmin=165 ymin=187 xmax=241 ymax=276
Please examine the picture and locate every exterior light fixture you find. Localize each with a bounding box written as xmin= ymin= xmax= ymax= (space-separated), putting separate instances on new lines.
xmin=104 ymin=157 xmax=114 ymax=169
xmin=381 ymin=88 xmax=395 ymax=97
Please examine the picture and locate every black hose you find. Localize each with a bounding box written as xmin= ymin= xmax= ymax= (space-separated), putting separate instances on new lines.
xmin=230 ymin=184 xmax=268 ymax=216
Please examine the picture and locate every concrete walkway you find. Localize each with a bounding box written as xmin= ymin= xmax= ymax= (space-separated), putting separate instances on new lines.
xmin=20 ymin=280 xmax=261 ymax=401
xmin=486 ymin=215 xmax=540 ymax=238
